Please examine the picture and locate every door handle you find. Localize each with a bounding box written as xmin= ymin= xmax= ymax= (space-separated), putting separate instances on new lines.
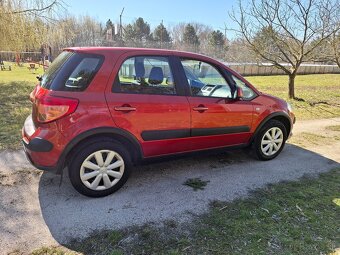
xmin=193 ymin=105 xmax=208 ymax=112
xmin=114 ymin=105 xmax=136 ymax=112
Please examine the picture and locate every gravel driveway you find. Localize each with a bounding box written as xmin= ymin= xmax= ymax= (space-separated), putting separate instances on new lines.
xmin=1 ymin=117 xmax=339 ymax=254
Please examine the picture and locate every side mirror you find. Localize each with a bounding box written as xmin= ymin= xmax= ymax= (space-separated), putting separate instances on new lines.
xmin=236 ymin=87 xmax=244 ymax=100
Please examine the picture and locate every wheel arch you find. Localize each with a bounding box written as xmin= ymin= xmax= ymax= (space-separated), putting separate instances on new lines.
xmin=250 ymin=112 xmax=292 ymax=144
xmin=58 ymin=127 xmax=143 ymax=174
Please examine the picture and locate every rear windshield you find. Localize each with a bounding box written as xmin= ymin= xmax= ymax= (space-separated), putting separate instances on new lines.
xmin=41 ymin=51 xmax=104 ymax=91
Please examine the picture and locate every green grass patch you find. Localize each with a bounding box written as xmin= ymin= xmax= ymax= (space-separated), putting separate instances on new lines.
xmin=51 ymin=168 xmax=340 ymax=255
xmin=289 ymin=131 xmax=340 ymax=148
xmin=30 ymin=246 xmax=78 ymax=255
xmin=1 ymin=62 xmax=44 ymax=83
xmin=0 ymin=80 xmax=35 ymax=150
xmin=327 ymin=125 xmax=340 ymax=132
xmin=184 ymin=177 xmax=209 ymax=191
xmin=247 ymin=74 xmax=340 ymax=120
xmin=0 ymin=63 xmax=43 ymax=150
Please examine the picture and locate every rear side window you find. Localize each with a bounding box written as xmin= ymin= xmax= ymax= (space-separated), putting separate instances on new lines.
xmin=41 ymin=51 xmax=104 ymax=91
xmin=40 ymin=51 xmax=72 ymax=89
xmin=113 ymin=56 xmax=176 ymax=95
xmin=65 ymin=58 xmax=101 ymax=89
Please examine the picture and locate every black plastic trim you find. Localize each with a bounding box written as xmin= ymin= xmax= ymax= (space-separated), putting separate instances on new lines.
xmin=23 ymin=137 xmax=53 ymax=152
xmin=191 ymin=126 xmax=250 ymax=137
xmin=142 ymin=129 xmax=190 ymax=141
xmin=141 ymin=126 xmax=250 ymax=141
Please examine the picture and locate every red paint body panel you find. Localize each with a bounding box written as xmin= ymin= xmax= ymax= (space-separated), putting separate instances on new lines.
xmin=106 ymin=93 xmax=191 ymax=156
xmin=22 ymin=47 xmax=295 ymax=171
xmin=187 ymin=97 xmax=254 ymax=148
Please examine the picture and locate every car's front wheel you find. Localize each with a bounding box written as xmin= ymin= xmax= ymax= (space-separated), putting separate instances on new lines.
xmin=68 ymin=138 xmax=131 ymax=197
xmin=254 ymin=120 xmax=287 ymax=160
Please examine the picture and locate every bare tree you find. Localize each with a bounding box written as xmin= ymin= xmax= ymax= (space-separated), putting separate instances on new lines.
xmin=171 ymin=23 xmax=186 ymax=50
xmin=230 ymin=0 xmax=340 ymax=99
xmin=0 ymin=0 xmax=65 ymax=51
xmin=329 ymin=32 xmax=340 ymax=68
xmin=226 ymin=38 xmax=256 ymax=63
xmin=1 ymin=0 xmax=64 ymax=20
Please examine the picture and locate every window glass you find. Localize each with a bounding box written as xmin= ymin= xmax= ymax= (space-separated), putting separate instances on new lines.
xmin=181 ymin=59 xmax=232 ymax=98
xmin=65 ymin=57 xmax=101 ymax=89
xmin=41 ymin=52 xmax=103 ymax=91
xmin=231 ymin=75 xmax=256 ymax=99
xmin=116 ymin=56 xmax=176 ymax=95
xmin=40 ymin=51 xmax=72 ymax=89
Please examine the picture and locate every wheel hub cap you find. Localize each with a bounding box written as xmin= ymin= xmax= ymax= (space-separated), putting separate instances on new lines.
xmin=260 ymin=127 xmax=284 ymax=156
xmin=80 ymin=150 xmax=125 ymax=191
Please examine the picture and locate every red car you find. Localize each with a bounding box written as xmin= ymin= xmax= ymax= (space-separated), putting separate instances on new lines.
xmin=22 ymin=47 xmax=295 ymax=197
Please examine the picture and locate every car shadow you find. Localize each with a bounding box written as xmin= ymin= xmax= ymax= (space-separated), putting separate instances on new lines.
xmin=38 ymin=144 xmax=339 ymax=244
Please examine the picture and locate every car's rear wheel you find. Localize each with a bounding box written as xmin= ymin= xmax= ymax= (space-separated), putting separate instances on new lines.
xmin=68 ymin=139 xmax=131 ymax=197
xmin=254 ymin=120 xmax=287 ymax=160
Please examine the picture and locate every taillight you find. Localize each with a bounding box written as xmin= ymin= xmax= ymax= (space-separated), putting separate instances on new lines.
xmin=35 ymin=90 xmax=78 ymax=123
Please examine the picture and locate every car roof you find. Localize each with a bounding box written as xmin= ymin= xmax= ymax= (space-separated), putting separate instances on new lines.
xmin=64 ymin=47 xmax=211 ymax=59
xmin=63 ymin=47 xmax=260 ymax=94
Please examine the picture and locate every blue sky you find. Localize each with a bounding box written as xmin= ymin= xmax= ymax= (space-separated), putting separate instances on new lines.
xmin=65 ymin=0 xmax=239 ymax=37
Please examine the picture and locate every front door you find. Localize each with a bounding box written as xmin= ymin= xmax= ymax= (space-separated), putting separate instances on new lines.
xmin=179 ymin=58 xmax=255 ymax=150
xmin=105 ymin=54 xmax=191 ymax=157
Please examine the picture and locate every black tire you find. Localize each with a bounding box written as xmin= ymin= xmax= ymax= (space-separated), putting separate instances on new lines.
xmin=68 ymin=138 xmax=132 ymax=197
xmin=253 ymin=119 xmax=287 ymax=161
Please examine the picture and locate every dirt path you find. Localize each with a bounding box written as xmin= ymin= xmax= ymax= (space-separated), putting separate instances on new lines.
xmin=293 ymin=117 xmax=340 ymax=134
xmin=0 ymin=117 xmax=339 ymax=254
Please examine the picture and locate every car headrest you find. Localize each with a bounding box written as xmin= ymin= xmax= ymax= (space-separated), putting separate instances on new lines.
xmin=148 ymin=67 xmax=164 ymax=85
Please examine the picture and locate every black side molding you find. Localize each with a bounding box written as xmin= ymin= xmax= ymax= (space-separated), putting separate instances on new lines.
xmin=141 ymin=126 xmax=250 ymax=141
xmin=191 ymin=126 xmax=250 ymax=137
xmin=142 ymin=129 xmax=190 ymax=141
xmin=23 ymin=137 xmax=53 ymax=152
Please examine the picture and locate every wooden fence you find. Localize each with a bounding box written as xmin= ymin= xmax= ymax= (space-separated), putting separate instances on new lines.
xmin=225 ymin=63 xmax=340 ymax=76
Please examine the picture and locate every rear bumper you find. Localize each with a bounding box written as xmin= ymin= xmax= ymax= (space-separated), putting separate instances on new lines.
xmin=22 ymin=115 xmax=66 ymax=174
xmin=22 ymin=142 xmax=60 ymax=173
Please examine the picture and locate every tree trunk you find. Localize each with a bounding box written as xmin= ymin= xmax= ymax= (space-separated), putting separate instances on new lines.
xmin=335 ymin=57 xmax=340 ymax=69
xmin=288 ymin=73 xmax=296 ymax=99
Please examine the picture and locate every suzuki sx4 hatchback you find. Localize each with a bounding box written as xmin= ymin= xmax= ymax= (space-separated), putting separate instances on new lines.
xmin=22 ymin=48 xmax=295 ymax=197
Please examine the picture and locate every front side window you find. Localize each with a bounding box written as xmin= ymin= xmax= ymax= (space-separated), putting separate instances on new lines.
xmin=115 ymin=56 xmax=176 ymax=95
xmin=181 ymin=59 xmax=232 ymax=98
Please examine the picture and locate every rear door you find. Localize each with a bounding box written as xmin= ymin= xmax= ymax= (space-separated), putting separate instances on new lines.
xmin=178 ymin=58 xmax=255 ymax=150
xmin=105 ymin=53 xmax=191 ymax=157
